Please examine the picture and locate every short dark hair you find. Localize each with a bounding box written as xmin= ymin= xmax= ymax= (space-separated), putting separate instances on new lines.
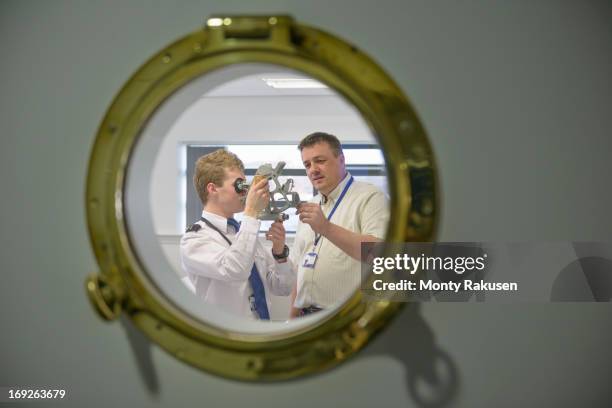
xmin=298 ymin=132 xmax=343 ymax=157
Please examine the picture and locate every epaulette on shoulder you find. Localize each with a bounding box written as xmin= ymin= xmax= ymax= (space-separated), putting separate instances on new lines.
xmin=185 ymin=223 xmax=202 ymax=233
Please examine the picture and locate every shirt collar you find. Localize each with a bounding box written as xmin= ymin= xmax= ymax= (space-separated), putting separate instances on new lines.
xmin=321 ymin=171 xmax=351 ymax=205
xmin=201 ymin=210 xmax=231 ymax=234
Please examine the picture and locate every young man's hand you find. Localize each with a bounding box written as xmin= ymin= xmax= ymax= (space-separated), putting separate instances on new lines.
xmin=244 ymin=178 xmax=269 ymax=218
xmin=266 ymin=219 xmax=286 ymax=255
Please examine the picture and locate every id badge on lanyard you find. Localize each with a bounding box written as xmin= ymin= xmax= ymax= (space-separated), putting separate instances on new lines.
xmin=302 ymin=251 xmax=318 ymax=268
xmin=301 ymin=175 xmax=354 ymax=269
xmin=302 ymin=230 xmax=322 ymax=269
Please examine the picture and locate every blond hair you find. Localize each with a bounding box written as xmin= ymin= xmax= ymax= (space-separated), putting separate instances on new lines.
xmin=193 ymin=149 xmax=245 ymax=205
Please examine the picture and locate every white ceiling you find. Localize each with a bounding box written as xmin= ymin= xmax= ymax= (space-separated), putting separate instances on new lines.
xmin=204 ymin=72 xmax=337 ymax=97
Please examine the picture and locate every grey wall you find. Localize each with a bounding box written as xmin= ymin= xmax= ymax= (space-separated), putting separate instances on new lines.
xmin=1 ymin=1 xmax=611 ymax=407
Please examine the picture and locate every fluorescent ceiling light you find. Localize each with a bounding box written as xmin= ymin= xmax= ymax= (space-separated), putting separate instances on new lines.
xmin=261 ymin=78 xmax=328 ymax=89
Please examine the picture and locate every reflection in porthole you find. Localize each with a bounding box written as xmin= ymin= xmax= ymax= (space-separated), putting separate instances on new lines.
xmin=124 ymin=63 xmax=390 ymax=335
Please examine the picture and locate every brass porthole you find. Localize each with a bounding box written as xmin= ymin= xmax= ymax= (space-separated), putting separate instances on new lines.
xmin=85 ymin=15 xmax=438 ymax=380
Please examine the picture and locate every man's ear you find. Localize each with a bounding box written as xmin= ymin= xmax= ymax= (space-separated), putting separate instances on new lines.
xmin=339 ymin=152 xmax=345 ymax=166
xmin=206 ymin=182 xmax=218 ymax=197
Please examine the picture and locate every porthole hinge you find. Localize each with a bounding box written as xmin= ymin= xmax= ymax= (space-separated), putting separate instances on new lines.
xmin=204 ymin=15 xmax=294 ymax=50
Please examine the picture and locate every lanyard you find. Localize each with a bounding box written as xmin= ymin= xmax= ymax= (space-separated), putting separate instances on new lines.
xmin=313 ymin=175 xmax=354 ymax=248
xmin=200 ymin=217 xmax=232 ymax=246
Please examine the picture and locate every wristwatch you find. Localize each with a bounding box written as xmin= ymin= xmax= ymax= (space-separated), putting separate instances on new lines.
xmin=272 ymin=244 xmax=289 ymax=260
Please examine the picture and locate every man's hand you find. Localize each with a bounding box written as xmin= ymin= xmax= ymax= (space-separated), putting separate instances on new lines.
xmin=266 ymin=219 xmax=286 ymax=255
xmin=244 ymin=178 xmax=269 ymax=218
xmin=296 ymin=203 xmax=330 ymax=235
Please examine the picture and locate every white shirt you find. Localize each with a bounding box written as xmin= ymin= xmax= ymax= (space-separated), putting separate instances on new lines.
xmin=180 ymin=211 xmax=295 ymax=320
xmin=290 ymin=173 xmax=389 ymax=308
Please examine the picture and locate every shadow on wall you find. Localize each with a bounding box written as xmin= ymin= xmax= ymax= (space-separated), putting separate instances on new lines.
xmin=551 ymin=258 xmax=612 ymax=302
xmin=120 ymin=316 xmax=160 ymax=397
xmin=118 ymin=304 xmax=459 ymax=407
xmin=362 ymin=304 xmax=459 ymax=408
xmin=551 ymin=242 xmax=612 ymax=302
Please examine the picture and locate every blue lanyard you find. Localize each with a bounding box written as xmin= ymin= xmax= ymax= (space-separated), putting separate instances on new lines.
xmin=313 ymin=175 xmax=354 ymax=247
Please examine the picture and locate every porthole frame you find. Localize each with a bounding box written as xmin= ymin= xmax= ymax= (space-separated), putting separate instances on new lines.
xmin=85 ymin=15 xmax=438 ymax=381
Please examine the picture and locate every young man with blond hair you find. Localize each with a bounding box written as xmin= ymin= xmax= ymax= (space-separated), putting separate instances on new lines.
xmin=180 ymin=149 xmax=294 ymax=320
